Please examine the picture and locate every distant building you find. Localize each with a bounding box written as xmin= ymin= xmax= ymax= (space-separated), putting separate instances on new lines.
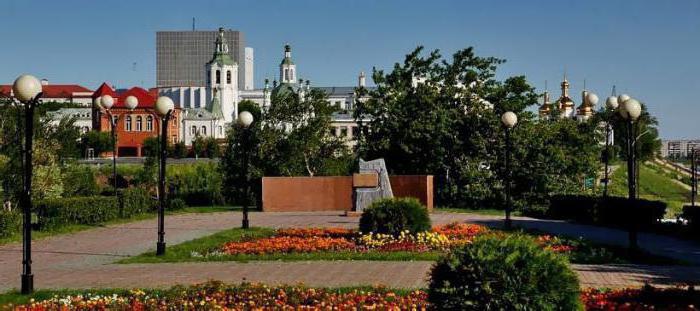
xmin=538 ymin=78 xmax=596 ymax=122
xmin=156 ymin=29 xmax=249 ymax=88
xmin=46 ymin=108 xmax=93 ymax=133
xmin=0 ymin=80 xmax=93 ymax=105
xmin=92 ymin=83 xmax=181 ymax=157
xmin=661 ymin=139 xmax=700 ymax=158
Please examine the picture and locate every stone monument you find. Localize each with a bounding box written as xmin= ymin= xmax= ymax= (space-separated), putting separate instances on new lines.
xmin=353 ymin=158 xmax=393 ymax=212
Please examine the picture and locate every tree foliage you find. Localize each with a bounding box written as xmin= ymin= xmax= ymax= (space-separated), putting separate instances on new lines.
xmin=356 ymin=46 xmax=601 ymax=209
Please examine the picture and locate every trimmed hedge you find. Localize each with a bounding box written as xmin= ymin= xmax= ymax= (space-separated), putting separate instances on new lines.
xmin=35 ymin=188 xmax=155 ymax=230
xmin=359 ymin=197 xmax=431 ymax=236
xmin=429 ymin=234 xmax=582 ymax=310
xmin=547 ymin=195 xmax=666 ymax=229
xmin=683 ymin=205 xmax=700 ymax=232
xmin=0 ymin=210 xmax=21 ymax=238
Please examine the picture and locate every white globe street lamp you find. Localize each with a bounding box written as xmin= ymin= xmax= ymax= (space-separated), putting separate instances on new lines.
xmin=238 ymin=110 xmax=255 ymax=229
xmin=500 ymin=111 xmax=517 ymax=229
xmin=154 ymin=96 xmax=175 ymax=256
xmin=124 ymin=95 xmax=139 ymax=111
xmin=12 ymin=74 xmax=44 ymax=295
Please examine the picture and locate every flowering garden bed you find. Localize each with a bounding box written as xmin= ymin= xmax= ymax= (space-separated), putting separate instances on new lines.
xmin=120 ymin=223 xmax=675 ymax=265
xmin=4 ymin=282 xmax=699 ymax=310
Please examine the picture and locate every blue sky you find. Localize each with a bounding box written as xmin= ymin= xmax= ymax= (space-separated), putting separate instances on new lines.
xmin=1 ymin=0 xmax=698 ymax=139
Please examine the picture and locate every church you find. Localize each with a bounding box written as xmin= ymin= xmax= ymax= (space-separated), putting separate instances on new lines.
xmin=538 ymin=77 xmax=598 ymax=122
xmin=160 ymin=27 xmax=368 ymax=147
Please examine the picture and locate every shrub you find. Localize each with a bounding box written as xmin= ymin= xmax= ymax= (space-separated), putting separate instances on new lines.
xmin=62 ymin=165 xmax=100 ymax=196
xmin=359 ymin=197 xmax=431 ymax=236
xmin=682 ymin=205 xmax=700 ymax=232
xmin=35 ymin=188 xmax=154 ymax=229
xmin=547 ymin=195 xmax=666 ymax=229
xmin=0 ymin=209 xmax=21 ymax=238
xmin=169 ymin=198 xmax=187 ymax=210
xmin=428 ymin=234 xmax=582 ymax=310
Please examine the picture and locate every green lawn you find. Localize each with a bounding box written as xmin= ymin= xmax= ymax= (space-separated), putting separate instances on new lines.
xmin=0 ymin=206 xmax=244 ymax=245
xmin=609 ymin=163 xmax=691 ymax=217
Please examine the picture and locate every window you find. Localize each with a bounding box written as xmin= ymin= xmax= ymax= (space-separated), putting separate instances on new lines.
xmin=218 ymin=126 xmax=223 ymax=135
xmin=351 ymin=126 xmax=359 ymax=138
xmin=226 ymin=71 xmax=231 ymax=84
xmin=330 ymin=128 xmax=336 ymax=136
xmin=191 ymin=126 xmax=196 ymax=135
xmin=340 ymin=128 xmax=348 ymax=138
xmin=290 ymin=69 xmax=294 ymax=80
xmin=216 ymin=70 xmax=221 ymax=84
xmin=201 ymin=126 xmax=207 ymax=136
xmin=136 ymin=116 xmax=142 ymax=131
xmin=125 ymin=116 xmax=132 ymax=131
xmin=284 ymin=69 xmax=289 ymax=81
xmin=146 ymin=116 xmax=153 ymax=131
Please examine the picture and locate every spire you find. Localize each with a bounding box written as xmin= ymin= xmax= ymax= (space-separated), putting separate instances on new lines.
xmin=209 ymin=88 xmax=224 ymax=119
xmin=207 ymin=27 xmax=235 ymax=66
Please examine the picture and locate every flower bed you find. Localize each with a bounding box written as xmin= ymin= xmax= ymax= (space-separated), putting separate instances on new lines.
xmin=6 ymin=282 xmax=429 ymax=310
xmin=7 ymin=282 xmax=699 ymax=310
xmin=219 ymin=223 xmax=488 ymax=256
xmin=582 ymin=286 xmax=700 ymax=310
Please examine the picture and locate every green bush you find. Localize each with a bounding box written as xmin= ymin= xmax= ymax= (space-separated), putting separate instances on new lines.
xmin=547 ymin=195 xmax=666 ymax=229
xmin=0 ymin=209 xmax=21 ymax=238
xmin=62 ymin=165 xmax=100 ymax=196
xmin=428 ymin=234 xmax=582 ymax=310
xmin=359 ymin=197 xmax=430 ymax=235
xmin=683 ymin=205 xmax=700 ymax=232
xmin=35 ymin=188 xmax=154 ymax=229
xmin=169 ymin=198 xmax=187 ymax=210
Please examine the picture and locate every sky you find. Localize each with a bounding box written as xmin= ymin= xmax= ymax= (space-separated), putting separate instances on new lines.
xmin=0 ymin=0 xmax=698 ymax=139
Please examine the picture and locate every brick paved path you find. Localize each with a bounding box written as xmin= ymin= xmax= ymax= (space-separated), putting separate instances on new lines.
xmin=1 ymin=211 xmax=699 ymax=291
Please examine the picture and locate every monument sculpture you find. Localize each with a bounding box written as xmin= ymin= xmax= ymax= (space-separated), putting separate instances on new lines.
xmin=353 ymin=158 xmax=393 ymax=212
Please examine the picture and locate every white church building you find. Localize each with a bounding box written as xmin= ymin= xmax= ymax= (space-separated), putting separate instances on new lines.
xmin=159 ymin=27 xmax=369 ymax=147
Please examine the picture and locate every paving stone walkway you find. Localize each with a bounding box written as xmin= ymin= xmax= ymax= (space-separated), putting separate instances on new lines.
xmin=1 ymin=211 xmax=699 ymax=292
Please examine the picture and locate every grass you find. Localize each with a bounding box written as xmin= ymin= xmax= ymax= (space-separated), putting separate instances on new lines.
xmin=118 ymin=227 xmax=441 ymax=264
xmin=609 ymin=163 xmax=690 ymax=217
xmin=0 ymin=205 xmax=244 ymax=246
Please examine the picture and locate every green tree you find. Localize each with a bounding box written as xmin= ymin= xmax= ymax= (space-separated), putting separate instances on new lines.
xmin=238 ymin=99 xmax=262 ymax=121
xmin=204 ymin=137 xmax=221 ymax=158
xmin=171 ymin=141 xmax=188 ymax=159
xmin=220 ymin=87 xmax=351 ymax=204
xmin=191 ymin=135 xmax=206 ymax=159
xmin=80 ymin=131 xmax=112 ymax=157
xmin=356 ymin=46 xmax=600 ymax=209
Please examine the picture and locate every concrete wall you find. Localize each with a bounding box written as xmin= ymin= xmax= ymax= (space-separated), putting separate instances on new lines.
xmin=261 ymin=175 xmax=433 ymax=212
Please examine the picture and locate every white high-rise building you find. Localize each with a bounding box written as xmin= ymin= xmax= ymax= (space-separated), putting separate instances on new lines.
xmin=244 ymin=47 xmax=254 ymax=90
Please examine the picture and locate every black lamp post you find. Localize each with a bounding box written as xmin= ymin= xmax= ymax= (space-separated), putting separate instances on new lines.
xmin=97 ymin=95 xmax=139 ymax=197
xmin=618 ymin=95 xmax=642 ymax=250
xmin=602 ymin=94 xmax=619 ymax=198
xmin=237 ymin=111 xmax=254 ymax=229
xmin=501 ymin=111 xmax=518 ymax=230
xmin=154 ymin=96 xmax=174 ymax=256
xmin=12 ymin=74 xmax=43 ymax=295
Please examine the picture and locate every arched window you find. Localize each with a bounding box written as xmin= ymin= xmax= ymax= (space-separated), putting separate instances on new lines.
xmin=191 ymin=126 xmax=196 ymax=135
xmin=216 ymin=70 xmax=221 ymax=84
xmin=136 ymin=116 xmax=142 ymax=131
xmin=226 ymin=71 xmax=231 ymax=84
xmin=218 ymin=126 xmax=223 ymax=135
xmin=146 ymin=116 xmax=153 ymax=131
xmin=284 ymin=69 xmax=289 ymax=81
xmin=290 ymin=69 xmax=294 ymax=80
xmin=125 ymin=116 xmax=132 ymax=131
xmin=201 ymin=126 xmax=207 ymax=135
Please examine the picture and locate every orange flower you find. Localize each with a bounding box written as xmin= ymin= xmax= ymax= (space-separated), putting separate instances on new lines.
xmin=222 ymin=236 xmax=356 ymax=255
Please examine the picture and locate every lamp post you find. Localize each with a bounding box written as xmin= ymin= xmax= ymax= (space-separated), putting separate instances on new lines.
xmin=98 ymin=95 xmax=138 ymax=197
xmin=13 ymin=74 xmax=43 ymax=294
xmin=238 ymin=111 xmax=254 ymax=229
xmin=602 ymin=95 xmax=619 ymax=198
xmin=618 ymin=95 xmax=642 ymax=250
xmin=501 ymin=111 xmax=518 ymax=229
xmin=154 ymin=96 xmax=174 ymax=256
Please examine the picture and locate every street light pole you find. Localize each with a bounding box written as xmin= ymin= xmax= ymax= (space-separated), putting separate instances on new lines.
xmin=237 ymin=111 xmax=254 ymax=229
xmin=13 ymin=74 xmax=43 ymax=295
xmin=618 ymin=95 xmax=641 ymax=251
xmin=154 ymin=97 xmax=174 ymax=256
xmin=501 ymin=111 xmax=518 ymax=230
xmin=602 ymin=94 xmax=619 ymax=199
xmin=692 ymin=149 xmax=697 ymax=207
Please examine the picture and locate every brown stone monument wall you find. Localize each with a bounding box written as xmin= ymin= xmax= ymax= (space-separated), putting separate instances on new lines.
xmin=261 ymin=175 xmax=433 ymax=212
xmin=390 ymin=175 xmax=434 ymax=212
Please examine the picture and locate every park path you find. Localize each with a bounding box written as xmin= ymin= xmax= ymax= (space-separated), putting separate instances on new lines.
xmin=1 ymin=211 xmax=699 ymax=292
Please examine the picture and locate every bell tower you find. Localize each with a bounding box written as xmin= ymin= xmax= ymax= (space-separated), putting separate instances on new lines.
xmin=279 ymin=44 xmax=297 ymax=84
xmin=206 ymin=27 xmax=239 ymax=123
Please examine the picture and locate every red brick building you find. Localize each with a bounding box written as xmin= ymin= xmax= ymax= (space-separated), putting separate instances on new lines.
xmin=0 ymin=80 xmax=93 ymax=105
xmin=92 ymin=83 xmax=180 ymax=157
